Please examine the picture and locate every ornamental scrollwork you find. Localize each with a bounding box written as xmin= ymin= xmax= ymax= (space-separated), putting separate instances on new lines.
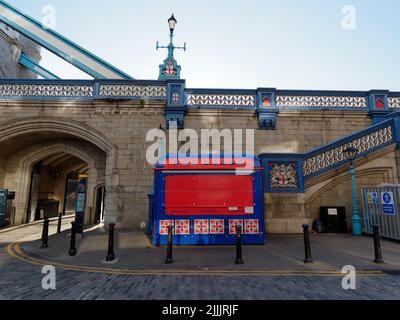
xmin=187 ymin=93 xmax=255 ymax=108
xmin=276 ymin=95 xmax=367 ymax=109
xmin=99 ymin=85 xmax=167 ymax=98
xmin=388 ymin=97 xmax=400 ymax=109
xmin=303 ymin=126 xmax=393 ymax=176
xmin=0 ymin=84 xmax=93 ymax=97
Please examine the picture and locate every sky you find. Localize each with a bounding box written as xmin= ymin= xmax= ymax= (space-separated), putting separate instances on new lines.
xmin=5 ymin=0 xmax=400 ymax=91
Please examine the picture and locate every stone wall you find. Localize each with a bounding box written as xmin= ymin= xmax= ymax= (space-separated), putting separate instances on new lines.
xmin=0 ymin=98 xmax=394 ymax=232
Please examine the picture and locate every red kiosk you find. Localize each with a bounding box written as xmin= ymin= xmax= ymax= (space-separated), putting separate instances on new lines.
xmin=151 ymin=155 xmax=265 ymax=245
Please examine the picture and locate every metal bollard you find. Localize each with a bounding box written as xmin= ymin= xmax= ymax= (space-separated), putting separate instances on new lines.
xmin=57 ymin=213 xmax=62 ymax=234
xmin=40 ymin=217 xmax=49 ymax=249
xmin=68 ymin=221 xmax=77 ymax=256
xmin=302 ymin=224 xmax=313 ymax=264
xmin=234 ymin=225 xmax=244 ymax=264
xmin=165 ymin=225 xmax=174 ymax=264
xmin=106 ymin=223 xmax=116 ymax=262
xmin=372 ymin=225 xmax=384 ymax=264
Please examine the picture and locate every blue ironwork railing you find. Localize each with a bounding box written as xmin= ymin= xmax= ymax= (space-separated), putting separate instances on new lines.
xmin=0 ymin=79 xmax=399 ymax=112
xmin=302 ymin=117 xmax=396 ymax=179
xmin=259 ymin=113 xmax=400 ymax=192
xmin=0 ymin=79 xmax=167 ymax=100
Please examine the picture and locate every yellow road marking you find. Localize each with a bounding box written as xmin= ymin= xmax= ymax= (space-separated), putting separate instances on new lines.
xmin=7 ymin=242 xmax=386 ymax=277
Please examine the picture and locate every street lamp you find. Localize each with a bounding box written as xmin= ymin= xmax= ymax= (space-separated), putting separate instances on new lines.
xmin=343 ymin=146 xmax=362 ymax=236
xmin=168 ymin=14 xmax=177 ymax=34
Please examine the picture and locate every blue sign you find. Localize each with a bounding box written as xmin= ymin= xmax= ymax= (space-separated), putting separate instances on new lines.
xmin=381 ymin=191 xmax=396 ymax=215
xmin=367 ymin=192 xmax=379 ymax=205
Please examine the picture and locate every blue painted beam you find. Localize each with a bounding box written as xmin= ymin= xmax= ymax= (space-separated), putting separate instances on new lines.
xmin=0 ymin=0 xmax=133 ymax=80
xmin=18 ymin=53 xmax=60 ymax=79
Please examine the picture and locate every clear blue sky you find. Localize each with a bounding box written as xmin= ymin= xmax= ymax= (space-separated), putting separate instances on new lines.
xmin=6 ymin=0 xmax=400 ymax=91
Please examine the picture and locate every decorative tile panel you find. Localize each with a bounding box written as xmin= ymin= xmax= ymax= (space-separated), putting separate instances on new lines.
xmin=159 ymin=220 xmax=174 ymax=235
xmin=210 ymin=219 xmax=224 ymax=234
xmin=187 ymin=93 xmax=255 ymax=108
xmin=303 ymin=126 xmax=393 ymax=177
xmin=276 ymin=95 xmax=367 ymax=109
xmin=194 ymin=219 xmax=209 ymax=235
xmin=229 ymin=219 xmax=244 ymax=234
xmin=99 ymin=85 xmax=166 ymax=98
xmin=245 ymin=219 xmax=259 ymax=235
xmin=388 ymin=97 xmax=400 ymax=109
xmin=0 ymin=84 xmax=93 ymax=97
xmin=175 ymin=220 xmax=190 ymax=235
xmin=269 ymin=163 xmax=298 ymax=188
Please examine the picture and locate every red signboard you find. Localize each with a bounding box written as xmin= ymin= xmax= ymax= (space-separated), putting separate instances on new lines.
xmin=165 ymin=175 xmax=254 ymax=216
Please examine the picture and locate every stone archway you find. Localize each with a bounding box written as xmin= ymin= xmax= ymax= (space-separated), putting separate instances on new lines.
xmin=0 ymin=117 xmax=119 ymax=227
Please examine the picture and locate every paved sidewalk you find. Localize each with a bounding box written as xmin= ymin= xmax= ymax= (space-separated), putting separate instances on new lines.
xmin=0 ymin=215 xmax=74 ymax=244
xmin=14 ymin=226 xmax=400 ymax=273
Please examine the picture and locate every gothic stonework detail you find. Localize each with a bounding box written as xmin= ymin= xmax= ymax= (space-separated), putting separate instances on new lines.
xmin=99 ymin=85 xmax=166 ymax=98
xmin=269 ymin=163 xmax=298 ymax=188
xmin=276 ymin=95 xmax=367 ymax=109
xmin=187 ymin=93 xmax=255 ymax=108
xmin=0 ymin=84 xmax=93 ymax=97
xmin=303 ymin=126 xmax=393 ymax=176
xmin=388 ymin=97 xmax=400 ymax=109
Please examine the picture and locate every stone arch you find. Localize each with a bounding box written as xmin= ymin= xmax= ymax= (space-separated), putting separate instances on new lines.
xmin=305 ymin=165 xmax=397 ymax=227
xmin=0 ymin=117 xmax=119 ymax=226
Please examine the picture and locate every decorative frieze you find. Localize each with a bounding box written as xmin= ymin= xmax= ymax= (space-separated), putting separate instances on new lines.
xmin=388 ymin=97 xmax=400 ymax=109
xmin=276 ymin=95 xmax=367 ymax=109
xmin=0 ymin=84 xmax=93 ymax=97
xmin=303 ymin=125 xmax=393 ymax=177
xmin=99 ymin=84 xmax=166 ymax=98
xmin=187 ymin=93 xmax=255 ymax=108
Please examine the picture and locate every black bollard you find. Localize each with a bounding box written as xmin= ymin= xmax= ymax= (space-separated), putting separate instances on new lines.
xmin=372 ymin=225 xmax=384 ymax=264
xmin=57 ymin=212 xmax=62 ymax=234
xmin=40 ymin=217 xmax=49 ymax=249
xmin=165 ymin=225 xmax=174 ymax=264
xmin=68 ymin=221 xmax=77 ymax=256
xmin=234 ymin=225 xmax=244 ymax=264
xmin=106 ymin=223 xmax=116 ymax=262
xmin=302 ymin=224 xmax=313 ymax=264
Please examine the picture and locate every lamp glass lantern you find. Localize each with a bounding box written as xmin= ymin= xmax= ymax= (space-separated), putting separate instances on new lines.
xmin=168 ymin=14 xmax=177 ymax=34
xmin=343 ymin=146 xmax=359 ymax=162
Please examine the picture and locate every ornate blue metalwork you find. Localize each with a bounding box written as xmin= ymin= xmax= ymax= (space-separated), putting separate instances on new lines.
xmin=156 ymin=14 xmax=186 ymax=80
xmin=256 ymin=88 xmax=278 ymax=130
xmin=165 ymin=80 xmax=186 ymax=129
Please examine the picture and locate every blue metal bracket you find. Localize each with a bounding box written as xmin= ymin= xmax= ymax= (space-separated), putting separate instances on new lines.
xmin=18 ymin=52 xmax=60 ymax=79
xmin=165 ymin=80 xmax=186 ymax=129
xmin=256 ymin=88 xmax=278 ymax=130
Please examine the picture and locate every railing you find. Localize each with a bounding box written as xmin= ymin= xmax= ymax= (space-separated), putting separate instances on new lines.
xmin=185 ymin=89 xmax=256 ymax=109
xmin=302 ymin=118 xmax=395 ymax=179
xmin=276 ymin=91 xmax=367 ymax=110
xmin=0 ymin=79 xmax=167 ymax=100
xmin=0 ymin=79 xmax=399 ymax=113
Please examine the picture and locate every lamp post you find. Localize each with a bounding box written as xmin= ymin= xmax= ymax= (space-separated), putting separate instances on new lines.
xmin=343 ymin=146 xmax=362 ymax=236
xmin=156 ymin=14 xmax=186 ymax=80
